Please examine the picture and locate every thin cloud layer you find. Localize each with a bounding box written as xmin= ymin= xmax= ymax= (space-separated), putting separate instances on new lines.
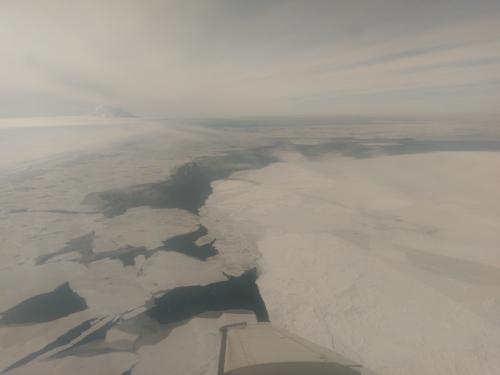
xmin=88 ymin=106 xmax=136 ymax=118
xmin=1 ymin=0 xmax=499 ymax=117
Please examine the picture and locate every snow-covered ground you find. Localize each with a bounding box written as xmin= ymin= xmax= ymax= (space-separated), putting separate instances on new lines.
xmin=1 ymin=117 xmax=499 ymax=374
xmin=203 ymin=152 xmax=500 ymax=374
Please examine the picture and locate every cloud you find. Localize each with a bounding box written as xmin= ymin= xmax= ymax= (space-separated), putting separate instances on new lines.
xmin=1 ymin=0 xmax=499 ymax=117
xmin=87 ymin=106 xmax=135 ymax=118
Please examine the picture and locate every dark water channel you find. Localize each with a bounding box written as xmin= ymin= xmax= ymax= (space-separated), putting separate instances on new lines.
xmin=0 ymin=282 xmax=88 ymax=325
xmin=162 ymin=225 xmax=218 ymax=260
xmin=146 ymin=268 xmax=269 ymax=324
xmin=86 ymin=147 xmax=279 ymax=218
xmin=0 ymin=319 xmax=95 ymax=374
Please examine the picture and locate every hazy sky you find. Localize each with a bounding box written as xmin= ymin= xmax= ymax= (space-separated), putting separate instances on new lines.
xmin=1 ymin=0 xmax=499 ymax=118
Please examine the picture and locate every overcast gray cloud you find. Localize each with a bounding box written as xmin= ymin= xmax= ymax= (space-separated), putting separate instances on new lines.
xmin=1 ymin=0 xmax=499 ymax=117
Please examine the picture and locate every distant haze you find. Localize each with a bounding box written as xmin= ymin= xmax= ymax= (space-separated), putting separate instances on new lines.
xmin=1 ymin=0 xmax=499 ymax=118
xmin=88 ymin=106 xmax=135 ymax=118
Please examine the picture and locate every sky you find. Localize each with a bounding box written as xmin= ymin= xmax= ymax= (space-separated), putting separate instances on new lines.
xmin=1 ymin=0 xmax=499 ymax=118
